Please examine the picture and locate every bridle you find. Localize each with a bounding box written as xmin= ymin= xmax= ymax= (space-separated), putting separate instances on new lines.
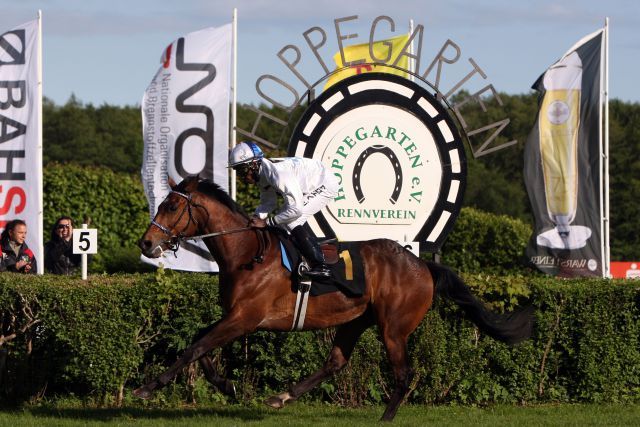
xmin=149 ymin=189 xmax=254 ymax=255
xmin=150 ymin=190 xmax=201 ymax=253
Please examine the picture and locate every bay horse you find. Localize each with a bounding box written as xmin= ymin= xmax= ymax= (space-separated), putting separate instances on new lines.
xmin=135 ymin=176 xmax=533 ymax=421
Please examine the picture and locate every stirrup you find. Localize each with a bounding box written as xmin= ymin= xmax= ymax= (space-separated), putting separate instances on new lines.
xmin=298 ymin=261 xmax=310 ymax=278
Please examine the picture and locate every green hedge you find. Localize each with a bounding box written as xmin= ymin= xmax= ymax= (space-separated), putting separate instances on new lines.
xmin=1 ymin=271 xmax=638 ymax=406
xmin=441 ymin=208 xmax=533 ymax=274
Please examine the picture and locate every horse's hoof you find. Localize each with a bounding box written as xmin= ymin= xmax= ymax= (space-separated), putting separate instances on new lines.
xmin=133 ymin=386 xmax=153 ymax=400
xmin=264 ymin=392 xmax=294 ymax=409
xmin=264 ymin=395 xmax=285 ymax=409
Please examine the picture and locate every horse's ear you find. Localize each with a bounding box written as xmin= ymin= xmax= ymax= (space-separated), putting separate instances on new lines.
xmin=168 ymin=176 xmax=177 ymax=189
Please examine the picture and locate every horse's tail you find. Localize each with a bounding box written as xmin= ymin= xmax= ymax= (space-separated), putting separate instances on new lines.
xmin=428 ymin=261 xmax=534 ymax=344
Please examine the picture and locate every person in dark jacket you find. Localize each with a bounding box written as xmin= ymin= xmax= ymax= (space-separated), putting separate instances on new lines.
xmin=0 ymin=219 xmax=37 ymax=274
xmin=44 ymin=216 xmax=83 ymax=275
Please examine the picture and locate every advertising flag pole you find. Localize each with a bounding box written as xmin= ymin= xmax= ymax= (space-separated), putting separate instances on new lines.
xmin=36 ymin=10 xmax=44 ymax=274
xmin=230 ymin=8 xmax=238 ymax=200
xmin=603 ymin=17 xmax=610 ymax=277
xmin=597 ymin=22 xmax=606 ymax=278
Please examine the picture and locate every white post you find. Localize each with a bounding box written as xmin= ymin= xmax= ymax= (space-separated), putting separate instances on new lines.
xmin=36 ymin=10 xmax=44 ymax=274
xmin=81 ymin=223 xmax=88 ymax=280
xmin=230 ymin=8 xmax=238 ymax=200
xmin=603 ymin=17 xmax=610 ymax=278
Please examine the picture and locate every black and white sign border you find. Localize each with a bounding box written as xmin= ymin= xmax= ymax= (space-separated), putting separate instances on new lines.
xmin=288 ymin=72 xmax=467 ymax=252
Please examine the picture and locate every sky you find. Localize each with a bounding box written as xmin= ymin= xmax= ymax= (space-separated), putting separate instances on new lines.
xmin=2 ymin=0 xmax=639 ymax=107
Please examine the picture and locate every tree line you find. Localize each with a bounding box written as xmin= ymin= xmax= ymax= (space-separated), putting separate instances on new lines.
xmin=42 ymin=94 xmax=640 ymax=259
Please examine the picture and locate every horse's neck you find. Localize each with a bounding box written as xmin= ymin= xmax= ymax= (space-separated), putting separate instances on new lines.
xmin=200 ymin=204 xmax=256 ymax=272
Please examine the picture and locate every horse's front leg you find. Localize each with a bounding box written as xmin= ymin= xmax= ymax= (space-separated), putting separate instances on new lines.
xmin=133 ymin=311 xmax=257 ymax=400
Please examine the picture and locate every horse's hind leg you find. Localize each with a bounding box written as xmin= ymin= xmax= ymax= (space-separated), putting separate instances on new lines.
xmin=191 ymin=324 xmax=237 ymax=398
xmin=376 ymin=299 xmax=428 ymax=421
xmin=199 ymin=355 xmax=236 ymax=398
xmin=264 ymin=313 xmax=373 ymax=409
xmin=379 ymin=333 xmax=413 ymax=422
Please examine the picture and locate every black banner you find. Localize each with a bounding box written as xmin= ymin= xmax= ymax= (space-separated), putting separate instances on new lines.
xmin=524 ymin=31 xmax=604 ymax=277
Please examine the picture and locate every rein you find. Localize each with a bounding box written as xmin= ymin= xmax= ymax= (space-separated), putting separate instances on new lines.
xmin=181 ymin=227 xmax=253 ymax=241
xmin=183 ymin=226 xmax=266 ymax=265
xmin=150 ymin=189 xmax=266 ymax=263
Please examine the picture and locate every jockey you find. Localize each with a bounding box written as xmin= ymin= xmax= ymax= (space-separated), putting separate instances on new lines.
xmin=229 ymin=141 xmax=339 ymax=279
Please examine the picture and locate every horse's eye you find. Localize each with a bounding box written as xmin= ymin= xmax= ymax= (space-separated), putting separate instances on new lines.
xmin=169 ymin=204 xmax=178 ymax=212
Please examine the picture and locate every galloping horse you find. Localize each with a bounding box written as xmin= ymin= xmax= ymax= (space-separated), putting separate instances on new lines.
xmin=135 ymin=176 xmax=533 ymax=421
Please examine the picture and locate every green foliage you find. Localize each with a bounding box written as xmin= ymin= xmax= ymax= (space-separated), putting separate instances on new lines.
xmin=464 ymin=160 xmax=529 ymax=220
xmin=90 ymin=246 xmax=155 ymax=274
xmin=453 ymin=92 xmax=539 ymax=223
xmin=1 ymin=273 xmax=638 ymax=407
xmin=43 ymin=96 xmax=143 ymax=173
xmin=441 ymin=207 xmax=532 ymax=274
xmin=608 ymin=100 xmax=640 ymax=259
xmin=0 ymin=270 xmax=221 ymax=404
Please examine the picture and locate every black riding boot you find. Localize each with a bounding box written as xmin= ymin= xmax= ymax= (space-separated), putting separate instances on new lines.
xmin=291 ymin=226 xmax=331 ymax=279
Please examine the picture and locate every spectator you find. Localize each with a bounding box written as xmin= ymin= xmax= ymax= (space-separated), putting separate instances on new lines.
xmin=0 ymin=219 xmax=37 ymax=274
xmin=44 ymin=216 xmax=83 ymax=275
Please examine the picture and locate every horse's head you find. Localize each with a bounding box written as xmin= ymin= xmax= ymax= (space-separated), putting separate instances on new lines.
xmin=139 ymin=176 xmax=203 ymax=258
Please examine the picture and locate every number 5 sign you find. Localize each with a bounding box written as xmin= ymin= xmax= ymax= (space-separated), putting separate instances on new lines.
xmin=73 ymin=228 xmax=98 ymax=254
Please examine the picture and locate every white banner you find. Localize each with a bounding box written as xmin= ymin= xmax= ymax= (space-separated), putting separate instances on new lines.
xmin=141 ymin=24 xmax=232 ymax=272
xmin=0 ymin=19 xmax=43 ymax=273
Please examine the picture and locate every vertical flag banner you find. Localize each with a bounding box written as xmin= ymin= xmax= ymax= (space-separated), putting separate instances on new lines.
xmin=324 ymin=34 xmax=409 ymax=91
xmin=524 ymin=29 xmax=605 ymax=277
xmin=0 ymin=19 xmax=43 ymax=273
xmin=141 ymin=24 xmax=232 ymax=272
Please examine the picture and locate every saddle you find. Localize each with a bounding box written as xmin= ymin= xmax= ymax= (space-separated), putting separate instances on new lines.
xmin=277 ymin=233 xmax=365 ymax=297
xmin=319 ymin=239 xmax=342 ymax=264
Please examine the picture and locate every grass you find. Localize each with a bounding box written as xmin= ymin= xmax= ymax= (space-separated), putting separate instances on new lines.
xmin=0 ymin=403 xmax=638 ymax=426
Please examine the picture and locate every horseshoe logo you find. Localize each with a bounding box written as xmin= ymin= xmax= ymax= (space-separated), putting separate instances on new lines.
xmin=352 ymin=145 xmax=402 ymax=204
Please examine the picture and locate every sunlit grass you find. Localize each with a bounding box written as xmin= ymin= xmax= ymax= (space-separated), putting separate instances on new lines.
xmin=1 ymin=403 xmax=639 ymax=426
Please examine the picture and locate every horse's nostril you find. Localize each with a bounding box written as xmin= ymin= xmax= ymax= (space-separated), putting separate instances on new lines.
xmin=140 ymin=240 xmax=152 ymax=250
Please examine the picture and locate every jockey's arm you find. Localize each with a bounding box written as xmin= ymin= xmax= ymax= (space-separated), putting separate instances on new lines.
xmin=269 ymin=173 xmax=304 ymax=226
xmin=254 ymin=185 xmax=278 ymax=219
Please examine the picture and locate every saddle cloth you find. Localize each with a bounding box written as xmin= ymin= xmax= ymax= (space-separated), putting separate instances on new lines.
xmin=278 ymin=236 xmax=366 ymax=297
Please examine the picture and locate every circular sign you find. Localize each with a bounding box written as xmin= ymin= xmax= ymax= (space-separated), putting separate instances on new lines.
xmin=288 ymin=72 xmax=466 ymax=252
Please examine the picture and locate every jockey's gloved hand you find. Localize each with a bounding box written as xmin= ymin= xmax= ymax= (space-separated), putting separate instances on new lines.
xmin=249 ymin=216 xmax=267 ymax=228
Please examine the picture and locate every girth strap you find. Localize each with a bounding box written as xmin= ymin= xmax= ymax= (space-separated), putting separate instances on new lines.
xmin=291 ymin=280 xmax=311 ymax=331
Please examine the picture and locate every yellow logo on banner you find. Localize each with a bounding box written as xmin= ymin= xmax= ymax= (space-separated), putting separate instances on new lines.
xmin=324 ymin=34 xmax=410 ymax=91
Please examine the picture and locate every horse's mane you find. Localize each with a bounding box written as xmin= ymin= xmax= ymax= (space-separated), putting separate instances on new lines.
xmin=176 ymin=177 xmax=247 ymax=216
